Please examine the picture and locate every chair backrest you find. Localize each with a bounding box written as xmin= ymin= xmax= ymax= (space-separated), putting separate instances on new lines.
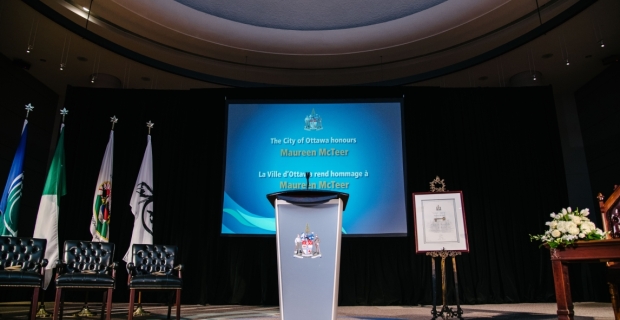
xmin=131 ymin=244 xmax=178 ymax=275
xmin=0 ymin=236 xmax=47 ymax=271
xmin=63 ymin=240 xmax=114 ymax=273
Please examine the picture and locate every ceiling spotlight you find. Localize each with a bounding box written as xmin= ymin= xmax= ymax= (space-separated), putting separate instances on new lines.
xmin=532 ymin=74 xmax=537 ymax=81
xmin=26 ymin=45 xmax=33 ymax=53
xmin=91 ymin=75 xmax=96 ymax=83
xmin=60 ymin=63 xmax=65 ymax=71
xmin=565 ymin=59 xmax=570 ymax=66
xmin=600 ymin=40 xmax=605 ymax=48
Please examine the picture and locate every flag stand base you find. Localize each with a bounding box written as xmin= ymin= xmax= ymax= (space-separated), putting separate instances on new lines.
xmin=72 ymin=305 xmax=96 ymax=317
xmin=36 ymin=303 xmax=52 ymax=318
xmin=133 ymin=304 xmax=150 ymax=317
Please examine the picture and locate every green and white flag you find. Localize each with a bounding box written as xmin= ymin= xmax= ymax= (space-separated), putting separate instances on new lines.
xmin=123 ymin=134 xmax=154 ymax=262
xmin=90 ymin=130 xmax=114 ymax=242
xmin=33 ymin=123 xmax=66 ymax=289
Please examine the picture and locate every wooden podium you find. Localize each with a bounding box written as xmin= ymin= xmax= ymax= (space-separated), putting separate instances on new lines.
xmin=548 ymin=239 xmax=620 ymax=320
xmin=547 ymin=183 xmax=620 ymax=320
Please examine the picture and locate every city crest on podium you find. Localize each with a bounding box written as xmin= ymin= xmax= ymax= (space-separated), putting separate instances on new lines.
xmin=294 ymin=224 xmax=321 ymax=258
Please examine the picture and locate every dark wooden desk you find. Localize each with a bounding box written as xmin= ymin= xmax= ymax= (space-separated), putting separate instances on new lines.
xmin=549 ymin=239 xmax=620 ymax=320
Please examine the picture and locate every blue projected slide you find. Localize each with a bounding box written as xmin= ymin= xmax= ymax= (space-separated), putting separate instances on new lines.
xmin=222 ymin=102 xmax=407 ymax=235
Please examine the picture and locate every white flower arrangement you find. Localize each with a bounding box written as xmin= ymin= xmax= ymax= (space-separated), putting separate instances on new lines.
xmin=530 ymin=207 xmax=607 ymax=248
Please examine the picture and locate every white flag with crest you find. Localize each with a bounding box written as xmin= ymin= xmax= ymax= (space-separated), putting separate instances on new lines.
xmin=123 ymin=135 xmax=154 ymax=262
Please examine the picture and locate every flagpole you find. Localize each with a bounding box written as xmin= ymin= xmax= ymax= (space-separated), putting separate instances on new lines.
xmin=24 ymin=103 xmax=52 ymax=318
xmin=33 ymin=107 xmax=69 ymax=318
xmin=133 ymin=121 xmax=154 ymax=318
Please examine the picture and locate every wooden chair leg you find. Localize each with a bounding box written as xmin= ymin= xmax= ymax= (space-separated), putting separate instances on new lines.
xmin=60 ymin=290 xmax=65 ymax=320
xmin=128 ymin=289 xmax=135 ymax=320
xmin=176 ymin=289 xmax=181 ymax=320
xmin=105 ymin=288 xmax=113 ymax=320
xmin=167 ymin=292 xmax=173 ymax=320
xmin=100 ymin=291 xmax=107 ymax=320
xmin=30 ymin=287 xmax=41 ymax=320
xmin=53 ymin=288 xmax=61 ymax=320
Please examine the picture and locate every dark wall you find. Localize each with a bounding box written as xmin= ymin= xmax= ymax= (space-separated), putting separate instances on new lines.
xmin=576 ymin=63 xmax=620 ymax=199
xmin=1 ymin=78 xmax=607 ymax=305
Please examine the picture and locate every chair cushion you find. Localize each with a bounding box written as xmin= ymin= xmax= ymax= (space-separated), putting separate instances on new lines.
xmin=129 ymin=274 xmax=182 ymax=289
xmin=56 ymin=272 xmax=115 ymax=288
xmin=0 ymin=270 xmax=43 ymax=286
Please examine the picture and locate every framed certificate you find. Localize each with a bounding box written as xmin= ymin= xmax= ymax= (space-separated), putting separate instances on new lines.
xmin=412 ymin=191 xmax=469 ymax=253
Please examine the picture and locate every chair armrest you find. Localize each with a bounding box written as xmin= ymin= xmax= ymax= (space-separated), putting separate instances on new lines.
xmin=107 ymin=262 xmax=118 ymax=278
xmin=174 ymin=264 xmax=183 ymax=278
xmin=55 ymin=260 xmax=66 ymax=277
xmin=126 ymin=262 xmax=135 ymax=285
xmin=36 ymin=259 xmax=49 ymax=275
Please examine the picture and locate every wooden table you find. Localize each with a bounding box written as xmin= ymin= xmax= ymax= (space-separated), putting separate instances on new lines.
xmin=548 ymin=239 xmax=620 ymax=320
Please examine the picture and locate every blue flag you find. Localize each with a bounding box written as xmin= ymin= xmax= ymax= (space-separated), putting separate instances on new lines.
xmin=0 ymin=120 xmax=28 ymax=236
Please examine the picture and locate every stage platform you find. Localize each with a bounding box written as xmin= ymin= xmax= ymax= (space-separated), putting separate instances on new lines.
xmin=0 ymin=302 xmax=615 ymax=319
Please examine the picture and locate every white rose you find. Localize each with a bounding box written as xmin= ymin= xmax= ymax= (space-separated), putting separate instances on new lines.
xmin=557 ymin=222 xmax=567 ymax=232
xmin=579 ymin=233 xmax=585 ymax=238
xmin=551 ymin=230 xmax=562 ymax=238
xmin=571 ymin=216 xmax=581 ymax=225
xmin=550 ymin=221 xmax=558 ymax=229
xmin=569 ymin=227 xmax=580 ymax=235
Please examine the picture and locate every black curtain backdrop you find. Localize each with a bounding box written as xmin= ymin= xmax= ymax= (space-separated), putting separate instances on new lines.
xmin=13 ymin=85 xmax=606 ymax=306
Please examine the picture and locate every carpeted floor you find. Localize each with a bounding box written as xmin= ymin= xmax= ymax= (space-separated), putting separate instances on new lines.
xmin=0 ymin=302 xmax=615 ymax=319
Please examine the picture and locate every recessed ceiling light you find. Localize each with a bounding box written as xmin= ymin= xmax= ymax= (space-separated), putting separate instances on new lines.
xmin=541 ymin=53 xmax=553 ymax=59
xmin=77 ymin=56 xmax=88 ymax=62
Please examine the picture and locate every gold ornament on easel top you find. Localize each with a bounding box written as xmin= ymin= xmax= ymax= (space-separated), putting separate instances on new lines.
xmin=429 ymin=176 xmax=446 ymax=192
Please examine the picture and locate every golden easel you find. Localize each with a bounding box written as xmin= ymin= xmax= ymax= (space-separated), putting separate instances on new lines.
xmin=427 ymin=249 xmax=463 ymax=320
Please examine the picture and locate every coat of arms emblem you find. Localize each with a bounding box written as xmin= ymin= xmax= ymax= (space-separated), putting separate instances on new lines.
xmin=304 ymin=108 xmax=323 ymax=131
xmin=294 ymin=224 xmax=321 ymax=258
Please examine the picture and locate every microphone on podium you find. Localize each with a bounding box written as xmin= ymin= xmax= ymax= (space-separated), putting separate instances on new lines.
xmin=305 ymin=172 xmax=311 ymax=190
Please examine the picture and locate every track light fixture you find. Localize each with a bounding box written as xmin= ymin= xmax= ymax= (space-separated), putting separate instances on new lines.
xmin=26 ymin=45 xmax=33 ymax=53
xmin=532 ymin=74 xmax=537 ymax=81
xmin=600 ymin=40 xmax=605 ymax=48
xmin=565 ymin=59 xmax=570 ymax=66
xmin=91 ymin=75 xmax=96 ymax=83
xmin=60 ymin=63 xmax=65 ymax=71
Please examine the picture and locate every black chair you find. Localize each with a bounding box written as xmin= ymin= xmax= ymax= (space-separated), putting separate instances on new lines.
xmin=0 ymin=236 xmax=48 ymax=320
xmin=127 ymin=244 xmax=183 ymax=320
xmin=53 ymin=240 xmax=116 ymax=320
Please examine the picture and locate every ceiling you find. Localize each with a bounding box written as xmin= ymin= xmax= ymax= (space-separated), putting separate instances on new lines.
xmin=0 ymin=0 xmax=618 ymax=102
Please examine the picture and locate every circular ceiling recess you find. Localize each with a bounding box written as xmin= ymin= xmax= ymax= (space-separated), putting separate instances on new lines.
xmin=175 ymin=0 xmax=449 ymax=30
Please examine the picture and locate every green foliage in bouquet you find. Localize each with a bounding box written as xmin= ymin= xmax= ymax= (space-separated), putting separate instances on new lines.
xmin=529 ymin=207 xmax=607 ymax=248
